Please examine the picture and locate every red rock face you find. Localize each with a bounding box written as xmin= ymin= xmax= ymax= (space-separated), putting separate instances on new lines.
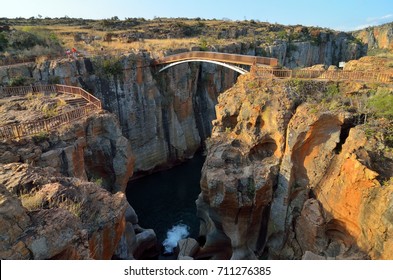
xmin=199 ymin=74 xmax=393 ymax=260
xmin=315 ymin=128 xmax=393 ymax=259
xmin=0 ymin=164 xmax=129 ymax=260
xmin=354 ymin=23 xmax=393 ymax=50
xmin=89 ymin=217 xmax=126 ymax=259
xmin=197 ymin=76 xmax=295 ymax=259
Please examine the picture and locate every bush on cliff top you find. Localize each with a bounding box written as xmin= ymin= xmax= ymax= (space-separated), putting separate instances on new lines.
xmin=93 ymin=56 xmax=124 ymax=77
xmin=367 ymin=88 xmax=393 ymax=120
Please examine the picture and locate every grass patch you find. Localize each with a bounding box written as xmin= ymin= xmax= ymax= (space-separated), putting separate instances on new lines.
xmin=42 ymin=106 xmax=58 ymax=118
xmin=59 ymin=197 xmax=83 ymax=218
xmin=20 ymin=191 xmax=45 ymax=211
xmin=93 ymin=177 xmax=103 ymax=186
xmin=367 ymin=88 xmax=393 ymax=120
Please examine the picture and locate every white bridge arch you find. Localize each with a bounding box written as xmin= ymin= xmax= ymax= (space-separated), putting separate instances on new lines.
xmin=158 ymin=59 xmax=248 ymax=74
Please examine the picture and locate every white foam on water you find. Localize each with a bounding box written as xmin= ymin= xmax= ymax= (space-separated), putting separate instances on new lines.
xmin=162 ymin=224 xmax=190 ymax=254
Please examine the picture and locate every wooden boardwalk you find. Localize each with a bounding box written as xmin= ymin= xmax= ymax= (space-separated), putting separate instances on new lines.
xmin=251 ymin=67 xmax=392 ymax=84
xmin=0 ymin=85 xmax=102 ymax=140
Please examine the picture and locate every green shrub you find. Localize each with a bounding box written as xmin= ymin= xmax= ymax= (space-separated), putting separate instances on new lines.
xmin=367 ymin=48 xmax=393 ymax=58
xmin=0 ymin=32 xmax=8 ymax=51
xmin=10 ymin=76 xmax=27 ymax=86
xmin=8 ymin=30 xmax=44 ymax=50
xmin=48 ymin=75 xmax=61 ymax=84
xmin=2 ymin=28 xmax=63 ymax=60
xmin=32 ymin=131 xmax=49 ymax=143
xmin=367 ymin=89 xmax=393 ymax=119
xmin=199 ymin=37 xmax=208 ymax=51
xmin=326 ymin=83 xmax=340 ymax=98
xmin=286 ymin=42 xmax=298 ymax=54
xmin=93 ymin=177 xmax=103 ymax=186
xmin=93 ymin=56 xmax=124 ymax=77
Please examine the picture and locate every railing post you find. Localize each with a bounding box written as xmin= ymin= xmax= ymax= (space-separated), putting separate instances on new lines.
xmin=14 ymin=125 xmax=21 ymax=139
xmin=44 ymin=119 xmax=49 ymax=132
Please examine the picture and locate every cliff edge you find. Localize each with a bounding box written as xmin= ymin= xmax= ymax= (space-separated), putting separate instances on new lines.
xmin=197 ymin=63 xmax=393 ymax=259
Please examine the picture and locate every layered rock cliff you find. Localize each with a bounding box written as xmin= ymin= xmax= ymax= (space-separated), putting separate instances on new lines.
xmin=0 ymin=112 xmax=134 ymax=193
xmin=0 ymin=112 xmax=157 ymax=259
xmin=0 ymin=53 xmax=238 ymax=174
xmin=197 ymin=71 xmax=393 ymax=260
xmin=0 ymin=40 xmax=366 ymax=175
xmin=0 ymin=164 xmax=127 ymax=259
xmin=354 ymin=22 xmax=393 ymax=50
xmin=261 ymin=31 xmax=366 ymax=68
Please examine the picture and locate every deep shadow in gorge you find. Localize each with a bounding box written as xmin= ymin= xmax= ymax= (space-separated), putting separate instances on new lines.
xmin=124 ymin=62 xmax=240 ymax=256
xmin=126 ymin=152 xmax=206 ymax=245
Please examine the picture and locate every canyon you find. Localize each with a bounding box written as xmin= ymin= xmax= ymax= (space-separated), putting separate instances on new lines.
xmin=0 ymin=21 xmax=392 ymax=260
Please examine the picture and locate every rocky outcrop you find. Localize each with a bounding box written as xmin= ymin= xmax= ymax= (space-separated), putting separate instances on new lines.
xmin=343 ymin=56 xmax=393 ymax=75
xmin=0 ymin=54 xmax=237 ymax=174
xmin=0 ymin=162 xmax=157 ymax=260
xmin=198 ymin=71 xmax=393 ymax=260
xmin=0 ymin=112 xmax=134 ymax=193
xmin=0 ymin=109 xmax=159 ymax=259
xmin=314 ymin=127 xmax=393 ymax=259
xmin=196 ymin=75 xmax=297 ymax=259
xmin=89 ymin=55 xmax=237 ymax=173
xmin=354 ymin=22 xmax=393 ymax=50
xmin=0 ymin=163 xmax=127 ymax=259
xmin=268 ymin=103 xmax=344 ymax=256
xmin=262 ymin=32 xmax=366 ymax=68
xmin=177 ymin=238 xmax=200 ymax=260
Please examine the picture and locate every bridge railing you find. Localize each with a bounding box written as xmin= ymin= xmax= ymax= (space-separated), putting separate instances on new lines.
xmin=0 ymin=85 xmax=102 ymax=140
xmin=155 ymin=51 xmax=278 ymax=67
xmin=252 ymin=67 xmax=393 ymax=83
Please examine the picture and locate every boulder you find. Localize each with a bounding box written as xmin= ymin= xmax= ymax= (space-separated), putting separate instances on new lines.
xmin=177 ymin=238 xmax=200 ymax=259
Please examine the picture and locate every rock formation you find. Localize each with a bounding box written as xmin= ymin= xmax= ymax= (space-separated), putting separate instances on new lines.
xmin=354 ymin=22 xmax=393 ymax=50
xmin=0 ymin=38 xmax=366 ymax=174
xmin=0 ymin=111 xmax=157 ymax=259
xmin=0 ymin=163 xmax=127 ymax=259
xmin=261 ymin=31 xmax=366 ymax=68
xmin=0 ymin=54 xmax=237 ymax=174
xmin=0 ymin=112 xmax=134 ymax=193
xmin=197 ymin=70 xmax=393 ymax=260
xmin=0 ymin=45 xmax=391 ymax=260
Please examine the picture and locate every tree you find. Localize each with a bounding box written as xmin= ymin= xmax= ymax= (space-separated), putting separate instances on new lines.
xmin=0 ymin=32 xmax=8 ymax=51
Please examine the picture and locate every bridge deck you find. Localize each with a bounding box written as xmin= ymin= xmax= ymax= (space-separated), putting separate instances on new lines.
xmin=154 ymin=51 xmax=278 ymax=67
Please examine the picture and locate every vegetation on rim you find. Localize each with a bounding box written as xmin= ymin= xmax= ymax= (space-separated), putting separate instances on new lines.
xmin=0 ymin=16 xmax=368 ymax=59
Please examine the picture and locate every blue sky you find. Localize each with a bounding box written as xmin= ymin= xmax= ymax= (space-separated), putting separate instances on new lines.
xmin=1 ymin=0 xmax=392 ymax=31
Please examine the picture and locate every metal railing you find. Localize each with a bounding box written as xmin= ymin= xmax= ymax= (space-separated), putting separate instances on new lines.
xmin=154 ymin=51 xmax=279 ymax=67
xmin=55 ymin=84 xmax=102 ymax=108
xmin=0 ymin=84 xmax=57 ymax=98
xmin=252 ymin=68 xmax=393 ymax=83
xmin=0 ymin=84 xmax=102 ymax=140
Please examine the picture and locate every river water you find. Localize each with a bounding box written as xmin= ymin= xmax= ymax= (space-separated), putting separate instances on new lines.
xmin=126 ymin=153 xmax=205 ymax=246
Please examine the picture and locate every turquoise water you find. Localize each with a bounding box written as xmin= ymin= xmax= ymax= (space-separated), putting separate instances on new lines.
xmin=126 ymin=153 xmax=205 ymax=243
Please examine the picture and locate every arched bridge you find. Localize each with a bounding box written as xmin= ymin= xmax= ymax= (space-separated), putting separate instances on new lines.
xmin=153 ymin=51 xmax=278 ymax=74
